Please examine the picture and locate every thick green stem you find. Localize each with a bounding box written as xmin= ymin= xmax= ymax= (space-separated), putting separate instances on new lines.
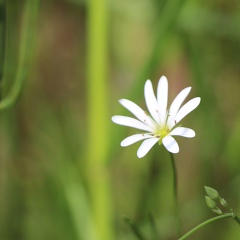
xmin=178 ymin=213 xmax=233 ymax=240
xmin=86 ymin=0 xmax=112 ymax=239
xmin=170 ymin=152 xmax=181 ymax=237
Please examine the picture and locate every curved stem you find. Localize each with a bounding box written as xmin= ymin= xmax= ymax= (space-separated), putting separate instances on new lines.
xmin=233 ymin=214 xmax=240 ymax=225
xmin=0 ymin=0 xmax=39 ymax=111
xmin=170 ymin=153 xmax=181 ymax=237
xmin=178 ymin=213 xmax=233 ymax=240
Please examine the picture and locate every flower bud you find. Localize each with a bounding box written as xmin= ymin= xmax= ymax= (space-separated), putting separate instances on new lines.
xmin=220 ymin=198 xmax=228 ymax=208
xmin=205 ymin=196 xmax=217 ymax=209
xmin=204 ymin=186 xmax=220 ymax=200
xmin=212 ymin=207 xmax=222 ymax=215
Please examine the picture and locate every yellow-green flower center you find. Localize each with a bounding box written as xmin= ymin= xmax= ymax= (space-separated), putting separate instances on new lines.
xmin=154 ymin=125 xmax=170 ymax=144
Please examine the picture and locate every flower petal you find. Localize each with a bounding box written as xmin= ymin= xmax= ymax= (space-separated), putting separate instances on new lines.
xmin=137 ymin=138 xmax=159 ymax=158
xmin=175 ymin=97 xmax=201 ymax=123
xmin=162 ymin=135 xmax=179 ymax=153
xmin=157 ymin=76 xmax=168 ymax=123
xmin=168 ymin=87 xmax=191 ymax=124
xmin=121 ymin=134 xmax=153 ymax=147
xmin=170 ymin=127 xmax=195 ymax=138
xmin=112 ymin=116 xmax=152 ymax=132
xmin=144 ymin=80 xmax=160 ymax=123
xmin=119 ymin=99 xmax=156 ymax=129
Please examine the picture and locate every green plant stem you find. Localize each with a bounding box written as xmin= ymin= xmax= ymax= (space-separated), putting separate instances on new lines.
xmin=0 ymin=0 xmax=39 ymax=111
xmin=170 ymin=152 xmax=181 ymax=237
xmin=86 ymin=0 xmax=112 ymax=239
xmin=149 ymin=213 xmax=159 ymax=240
xmin=178 ymin=213 xmax=233 ymax=240
xmin=0 ymin=2 xmax=6 ymax=86
xmin=233 ymin=214 xmax=240 ymax=225
xmin=124 ymin=217 xmax=146 ymax=240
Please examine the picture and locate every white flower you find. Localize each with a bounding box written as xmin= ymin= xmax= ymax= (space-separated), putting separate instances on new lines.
xmin=112 ymin=76 xmax=201 ymax=158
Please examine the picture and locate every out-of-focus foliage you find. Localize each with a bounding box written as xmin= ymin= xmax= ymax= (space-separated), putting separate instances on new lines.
xmin=0 ymin=0 xmax=240 ymax=239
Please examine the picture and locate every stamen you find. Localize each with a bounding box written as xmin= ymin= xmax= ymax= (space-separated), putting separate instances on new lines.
xmin=165 ymin=109 xmax=170 ymax=124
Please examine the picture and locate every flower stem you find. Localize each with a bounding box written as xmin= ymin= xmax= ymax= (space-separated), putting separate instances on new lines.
xmin=178 ymin=213 xmax=233 ymax=240
xmin=170 ymin=152 xmax=181 ymax=237
xmin=233 ymin=214 xmax=240 ymax=225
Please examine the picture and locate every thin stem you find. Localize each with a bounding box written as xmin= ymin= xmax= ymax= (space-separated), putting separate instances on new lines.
xmin=149 ymin=213 xmax=159 ymax=240
xmin=124 ymin=218 xmax=147 ymax=240
xmin=170 ymin=152 xmax=181 ymax=237
xmin=0 ymin=2 xmax=6 ymax=90
xmin=233 ymin=214 xmax=240 ymax=225
xmin=179 ymin=213 xmax=233 ymax=240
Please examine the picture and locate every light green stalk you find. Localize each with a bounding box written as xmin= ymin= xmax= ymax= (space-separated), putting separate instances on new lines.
xmin=86 ymin=0 xmax=112 ymax=240
xmin=63 ymin=169 xmax=98 ymax=240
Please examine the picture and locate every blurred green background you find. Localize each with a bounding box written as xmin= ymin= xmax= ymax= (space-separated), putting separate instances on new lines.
xmin=0 ymin=0 xmax=240 ymax=239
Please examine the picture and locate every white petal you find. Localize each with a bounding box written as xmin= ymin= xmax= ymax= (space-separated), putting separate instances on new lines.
xmin=119 ymin=99 xmax=156 ymax=129
xmin=137 ymin=138 xmax=159 ymax=158
xmin=144 ymin=80 xmax=160 ymax=123
xmin=162 ymin=135 xmax=179 ymax=153
xmin=175 ymin=97 xmax=201 ymax=123
xmin=112 ymin=116 xmax=153 ymax=132
xmin=170 ymin=127 xmax=195 ymax=138
xmin=121 ymin=134 xmax=153 ymax=147
xmin=157 ymin=76 xmax=168 ymax=123
xmin=168 ymin=87 xmax=191 ymax=122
